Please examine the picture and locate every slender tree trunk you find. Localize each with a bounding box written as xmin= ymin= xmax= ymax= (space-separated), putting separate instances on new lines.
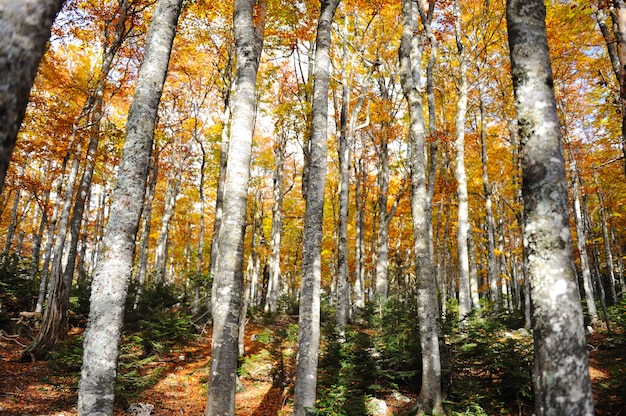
xmin=194 ymin=139 xmax=207 ymax=314
xmin=155 ymin=164 xmax=183 ymax=282
xmin=2 ymin=189 xmax=21 ymax=260
xmin=354 ymin=157 xmax=366 ymax=309
xmin=24 ymin=134 xmax=83 ymax=358
xmin=265 ymin=129 xmax=286 ymax=313
xmin=479 ymin=93 xmax=501 ymax=307
xmin=336 ymin=25 xmax=352 ymax=327
xmin=205 ymin=0 xmax=265 ymax=414
xmin=593 ymin=168 xmax=617 ymax=304
xmin=595 ymin=2 xmax=621 ymax=80
xmin=453 ymin=0 xmax=472 ymax=319
xmin=293 ymin=1 xmax=340 ymax=414
xmin=209 ymin=104 xmax=231 ymax=279
xmin=0 ymin=0 xmax=66 ymax=188
xmin=29 ymin=189 xmax=50 ymax=282
xmin=135 ymin=154 xmax=158 ymax=302
xmin=506 ymin=2 xmax=595 ymax=414
xmin=400 ymin=0 xmax=444 ymax=413
xmin=612 ymin=0 xmax=626 ymax=177
xmin=564 ymin=138 xmax=598 ymax=323
xmin=336 ymin=44 xmax=372 ymax=326
xmin=26 ymin=1 xmax=134 ymax=358
xmin=63 ymin=0 xmax=132 ymax=307
xmin=77 ymin=1 xmax=183 ymax=413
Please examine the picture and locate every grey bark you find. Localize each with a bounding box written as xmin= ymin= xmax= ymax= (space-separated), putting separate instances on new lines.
xmin=61 ymin=0 xmax=133 ymax=307
xmin=35 ymin=173 xmax=65 ymax=314
xmin=293 ymin=1 xmax=340 ymax=414
xmin=194 ymin=138 xmax=207 ymax=314
xmin=453 ymin=0 xmax=472 ymax=319
xmin=354 ymin=157 xmax=366 ymax=309
xmin=595 ymin=2 xmax=621 ymax=80
xmin=26 ymin=0 xmax=134 ymax=358
xmin=0 ymin=0 xmax=66 ymax=188
xmin=564 ymin=137 xmax=598 ymax=324
xmin=479 ymin=93 xmax=501 ymax=306
xmin=24 ymin=132 xmax=83 ymax=358
xmin=77 ymin=0 xmax=183 ymax=413
xmin=2 ymin=189 xmax=21 ymax=259
xmin=611 ymin=0 xmax=626 ymax=177
xmin=134 ymin=154 xmax=158 ymax=302
xmin=336 ymin=20 xmax=352 ymax=326
xmin=204 ymin=0 xmax=264 ymax=414
xmin=155 ymin=159 xmax=183 ymax=282
xmin=29 ymin=190 xmax=49 ymax=282
xmin=506 ymin=1 xmax=595 ymax=415
xmin=399 ymin=0 xmax=444 ymax=413
xmin=336 ymin=30 xmax=373 ymax=325
xmin=209 ymin=53 xmax=234 ymax=281
xmin=593 ymin=168 xmax=618 ymax=304
xmin=265 ymin=128 xmax=287 ymax=313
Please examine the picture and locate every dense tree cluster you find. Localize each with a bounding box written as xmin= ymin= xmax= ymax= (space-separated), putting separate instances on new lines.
xmin=0 ymin=0 xmax=623 ymax=415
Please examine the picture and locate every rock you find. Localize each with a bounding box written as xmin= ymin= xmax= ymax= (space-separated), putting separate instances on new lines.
xmin=391 ymin=390 xmax=411 ymax=403
xmin=127 ymin=403 xmax=154 ymax=416
xmin=366 ymin=397 xmax=388 ymax=416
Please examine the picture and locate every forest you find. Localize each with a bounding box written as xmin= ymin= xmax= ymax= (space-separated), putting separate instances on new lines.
xmin=0 ymin=0 xmax=625 ymax=415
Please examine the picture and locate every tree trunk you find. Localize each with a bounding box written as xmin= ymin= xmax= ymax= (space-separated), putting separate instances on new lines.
xmin=194 ymin=138 xmax=207 ymax=315
xmin=293 ymin=1 xmax=340 ymax=414
xmin=564 ymin=138 xmax=598 ymax=324
xmin=593 ymin=168 xmax=617 ymax=304
xmin=24 ymin=132 xmax=83 ymax=358
xmin=336 ymin=23 xmax=352 ymax=327
xmin=612 ymin=0 xmax=626 ymax=177
xmin=506 ymin=1 xmax=595 ymax=414
xmin=354 ymin=157 xmax=366 ymax=309
xmin=134 ymin=154 xmax=158 ymax=303
xmin=205 ymin=0 xmax=265 ymax=414
xmin=453 ymin=0 xmax=472 ymax=319
xmin=0 ymin=0 xmax=66 ymax=188
xmin=265 ymin=128 xmax=286 ymax=313
xmin=77 ymin=1 xmax=182 ymax=413
xmin=2 ymin=189 xmax=21 ymax=260
xmin=595 ymin=2 xmax=621 ymax=80
xmin=479 ymin=92 xmax=501 ymax=307
xmin=399 ymin=0 xmax=444 ymax=413
xmin=61 ymin=0 xmax=132 ymax=307
xmin=209 ymin=100 xmax=231 ymax=280
xmin=29 ymin=189 xmax=49 ymax=282
xmin=26 ymin=0 xmax=134 ymax=358
xmin=155 ymin=162 xmax=183 ymax=282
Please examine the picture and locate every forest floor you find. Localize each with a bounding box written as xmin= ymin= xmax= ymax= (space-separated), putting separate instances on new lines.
xmin=0 ymin=321 xmax=624 ymax=416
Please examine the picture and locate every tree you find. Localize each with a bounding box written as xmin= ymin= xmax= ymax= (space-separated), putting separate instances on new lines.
xmin=453 ymin=0 xmax=473 ymax=318
xmin=24 ymin=0 xmax=138 ymax=360
xmin=293 ymin=0 xmax=340 ymax=414
xmin=0 ymin=0 xmax=66 ymax=189
xmin=77 ymin=0 xmax=183 ymax=413
xmin=506 ymin=1 xmax=595 ymax=415
xmin=399 ymin=0 xmax=444 ymax=413
xmin=204 ymin=0 xmax=265 ymax=414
